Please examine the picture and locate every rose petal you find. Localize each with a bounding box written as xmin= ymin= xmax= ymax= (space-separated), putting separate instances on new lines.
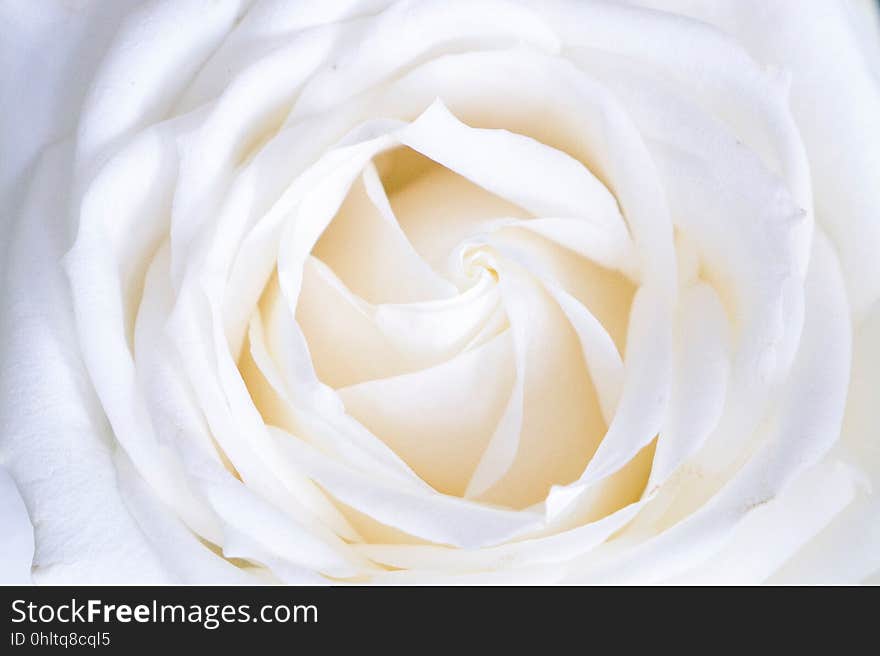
xmin=312 ymin=165 xmax=455 ymax=303
xmin=270 ymin=427 xmax=542 ymax=548
xmin=1 ymin=143 xmax=170 ymax=583
xmin=632 ymin=0 xmax=880 ymax=318
xmin=397 ymin=99 xmax=631 ymax=270
xmin=569 ymin=229 xmax=853 ymax=583
xmin=289 ymin=0 xmax=560 ymax=118
xmin=0 ymin=466 xmax=34 ymax=584
xmin=76 ymin=0 xmax=242 ymax=167
xmin=339 ymin=331 xmax=514 ymax=497
xmin=667 ymin=462 xmax=859 ymax=585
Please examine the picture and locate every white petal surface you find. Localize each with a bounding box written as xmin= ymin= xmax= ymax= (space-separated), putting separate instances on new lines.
xmin=1 ymin=144 xmax=170 ymax=583
xmin=3 ymin=0 xmax=876 ymax=585
xmin=0 ymin=466 xmax=34 ymax=584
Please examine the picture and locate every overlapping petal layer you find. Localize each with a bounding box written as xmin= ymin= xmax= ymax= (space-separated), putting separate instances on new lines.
xmin=2 ymin=0 xmax=877 ymax=584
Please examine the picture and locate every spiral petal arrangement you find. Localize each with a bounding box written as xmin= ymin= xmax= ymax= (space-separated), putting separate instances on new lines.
xmin=2 ymin=0 xmax=879 ymax=584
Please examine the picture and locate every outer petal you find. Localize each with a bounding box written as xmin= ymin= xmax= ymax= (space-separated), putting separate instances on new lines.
xmin=768 ymin=298 xmax=880 ymax=583
xmin=630 ymin=0 xmax=880 ymax=318
xmin=0 ymin=143 xmax=171 ymax=583
xmin=0 ymin=0 xmax=143 ymax=207
xmin=0 ymin=465 xmax=33 ymax=583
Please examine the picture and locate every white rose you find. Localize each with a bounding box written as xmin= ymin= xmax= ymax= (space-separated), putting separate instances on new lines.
xmin=1 ymin=0 xmax=878 ymax=585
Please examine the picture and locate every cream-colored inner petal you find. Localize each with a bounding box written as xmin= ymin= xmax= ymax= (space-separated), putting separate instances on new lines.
xmin=312 ymin=166 xmax=456 ymax=304
xmin=239 ymin=103 xmax=647 ymax=521
xmin=339 ymin=331 xmax=514 ymax=497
